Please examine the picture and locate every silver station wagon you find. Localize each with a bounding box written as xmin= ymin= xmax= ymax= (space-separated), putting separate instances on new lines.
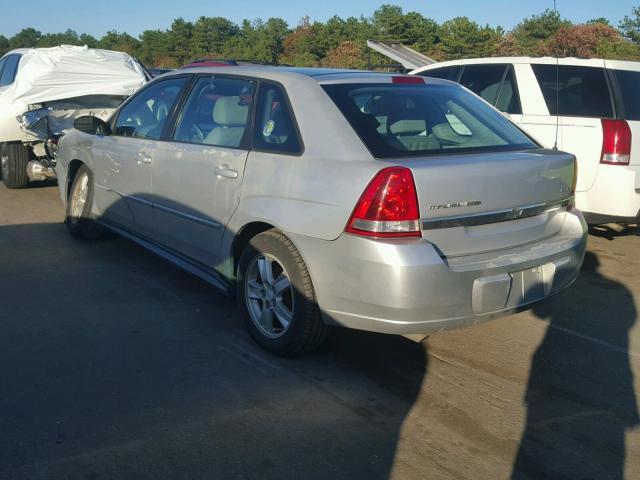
xmin=56 ymin=67 xmax=587 ymax=355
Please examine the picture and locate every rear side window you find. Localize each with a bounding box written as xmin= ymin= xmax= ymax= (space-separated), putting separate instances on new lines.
xmin=322 ymin=82 xmax=536 ymax=159
xmin=613 ymin=70 xmax=640 ymax=121
xmin=0 ymin=55 xmax=20 ymax=87
xmin=532 ymin=65 xmax=613 ymax=118
xmin=416 ymin=66 xmax=459 ymax=81
xmin=253 ymin=82 xmax=302 ymax=155
xmin=459 ymin=64 xmax=522 ymax=114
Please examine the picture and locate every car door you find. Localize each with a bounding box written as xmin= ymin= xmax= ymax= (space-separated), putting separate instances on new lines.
xmin=91 ymin=76 xmax=188 ymax=236
xmin=0 ymin=55 xmax=23 ymax=143
xmin=151 ymin=75 xmax=256 ymax=267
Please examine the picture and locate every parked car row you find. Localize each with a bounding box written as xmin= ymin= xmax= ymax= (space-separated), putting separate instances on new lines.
xmin=412 ymin=57 xmax=640 ymax=225
xmin=0 ymin=48 xmax=598 ymax=355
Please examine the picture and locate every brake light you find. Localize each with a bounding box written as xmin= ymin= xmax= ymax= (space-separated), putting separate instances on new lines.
xmin=571 ymin=156 xmax=578 ymax=195
xmin=346 ymin=167 xmax=421 ymax=238
xmin=601 ymin=119 xmax=631 ymax=165
xmin=392 ymin=76 xmax=424 ymax=84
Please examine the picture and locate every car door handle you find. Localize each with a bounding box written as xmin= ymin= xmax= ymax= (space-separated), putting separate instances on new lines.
xmin=215 ymin=165 xmax=238 ymax=179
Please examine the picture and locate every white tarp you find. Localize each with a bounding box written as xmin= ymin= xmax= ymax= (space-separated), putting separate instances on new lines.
xmin=8 ymin=45 xmax=147 ymax=105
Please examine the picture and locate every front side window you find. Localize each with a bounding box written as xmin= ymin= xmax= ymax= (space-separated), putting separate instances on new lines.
xmin=323 ymin=82 xmax=536 ymax=159
xmin=253 ymin=83 xmax=302 ymax=154
xmin=0 ymin=55 xmax=21 ymax=87
xmin=532 ymin=64 xmax=613 ymax=118
xmin=173 ymin=76 xmax=254 ymax=149
xmin=114 ymin=77 xmax=187 ymax=139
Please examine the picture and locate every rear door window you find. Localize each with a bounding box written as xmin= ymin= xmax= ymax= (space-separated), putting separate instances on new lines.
xmin=532 ymin=64 xmax=613 ymax=118
xmin=613 ymin=69 xmax=640 ymax=121
xmin=322 ymin=82 xmax=536 ymax=159
xmin=416 ymin=66 xmax=459 ymax=81
xmin=0 ymin=55 xmax=20 ymax=87
xmin=173 ymin=76 xmax=255 ymax=149
xmin=458 ymin=64 xmax=522 ymax=114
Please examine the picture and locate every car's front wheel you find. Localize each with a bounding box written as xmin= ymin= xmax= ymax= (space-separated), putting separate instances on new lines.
xmin=1 ymin=143 xmax=29 ymax=189
xmin=237 ymin=230 xmax=327 ymax=356
xmin=66 ymin=165 xmax=103 ymax=240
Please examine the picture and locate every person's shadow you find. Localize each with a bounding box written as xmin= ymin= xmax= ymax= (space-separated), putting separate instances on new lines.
xmin=512 ymin=252 xmax=639 ymax=479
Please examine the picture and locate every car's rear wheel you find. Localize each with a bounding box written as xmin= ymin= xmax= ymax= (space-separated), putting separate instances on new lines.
xmin=66 ymin=165 xmax=103 ymax=240
xmin=1 ymin=143 xmax=29 ymax=189
xmin=237 ymin=230 xmax=327 ymax=356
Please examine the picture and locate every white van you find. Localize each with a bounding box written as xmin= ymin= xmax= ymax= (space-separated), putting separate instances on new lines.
xmin=412 ymin=57 xmax=640 ymax=224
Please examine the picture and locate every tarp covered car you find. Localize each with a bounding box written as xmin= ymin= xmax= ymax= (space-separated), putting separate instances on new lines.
xmin=0 ymin=45 xmax=148 ymax=188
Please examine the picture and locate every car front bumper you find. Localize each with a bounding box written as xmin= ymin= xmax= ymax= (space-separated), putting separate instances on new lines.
xmin=290 ymin=210 xmax=587 ymax=335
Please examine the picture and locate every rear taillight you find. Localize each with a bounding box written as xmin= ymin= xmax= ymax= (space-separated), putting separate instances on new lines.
xmin=601 ymin=119 xmax=631 ymax=165
xmin=571 ymin=156 xmax=578 ymax=195
xmin=392 ymin=76 xmax=424 ymax=84
xmin=346 ymin=167 xmax=421 ymax=238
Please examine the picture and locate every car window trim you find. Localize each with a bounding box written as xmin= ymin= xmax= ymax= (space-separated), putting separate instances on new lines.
xmin=109 ymin=74 xmax=192 ymax=140
xmin=250 ymin=80 xmax=305 ymax=157
xmin=163 ymin=73 xmax=259 ymax=152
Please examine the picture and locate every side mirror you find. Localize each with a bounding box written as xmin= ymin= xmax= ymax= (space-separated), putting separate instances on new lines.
xmin=74 ymin=116 xmax=110 ymax=135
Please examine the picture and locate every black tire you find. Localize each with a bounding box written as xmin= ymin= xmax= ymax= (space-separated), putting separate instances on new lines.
xmin=2 ymin=143 xmax=30 ymax=189
xmin=236 ymin=230 xmax=327 ymax=356
xmin=65 ymin=165 xmax=103 ymax=240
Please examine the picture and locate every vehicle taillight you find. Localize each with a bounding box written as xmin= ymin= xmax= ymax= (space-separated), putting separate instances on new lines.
xmin=601 ymin=119 xmax=631 ymax=165
xmin=571 ymin=156 xmax=578 ymax=195
xmin=392 ymin=76 xmax=424 ymax=84
xmin=346 ymin=167 xmax=421 ymax=238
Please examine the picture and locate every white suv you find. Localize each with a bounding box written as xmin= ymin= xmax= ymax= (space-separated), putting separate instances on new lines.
xmin=412 ymin=57 xmax=640 ymax=224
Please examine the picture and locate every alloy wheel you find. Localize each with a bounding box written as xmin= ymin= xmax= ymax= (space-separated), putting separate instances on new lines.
xmin=245 ymin=253 xmax=294 ymax=339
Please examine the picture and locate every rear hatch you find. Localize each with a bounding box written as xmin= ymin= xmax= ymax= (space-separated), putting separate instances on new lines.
xmin=322 ymin=76 xmax=575 ymax=257
xmin=406 ymin=149 xmax=573 ymax=257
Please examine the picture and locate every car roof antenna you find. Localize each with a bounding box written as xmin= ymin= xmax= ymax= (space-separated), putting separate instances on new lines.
xmin=553 ymin=0 xmax=560 ymax=150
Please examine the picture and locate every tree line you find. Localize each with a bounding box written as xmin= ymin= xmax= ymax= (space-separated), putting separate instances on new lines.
xmin=2 ymin=4 xmax=640 ymax=69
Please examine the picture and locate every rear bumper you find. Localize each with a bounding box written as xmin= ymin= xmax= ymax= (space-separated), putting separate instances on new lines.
xmin=290 ymin=210 xmax=587 ymax=335
xmin=576 ymin=164 xmax=640 ymax=223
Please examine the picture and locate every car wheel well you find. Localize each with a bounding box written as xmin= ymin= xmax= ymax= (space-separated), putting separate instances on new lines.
xmin=233 ymin=222 xmax=276 ymax=274
xmin=66 ymin=160 xmax=85 ymax=200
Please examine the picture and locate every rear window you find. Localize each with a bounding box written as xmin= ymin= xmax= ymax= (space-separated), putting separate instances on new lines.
xmin=322 ymin=82 xmax=536 ymax=159
xmin=613 ymin=69 xmax=640 ymax=121
xmin=531 ymin=64 xmax=613 ymax=118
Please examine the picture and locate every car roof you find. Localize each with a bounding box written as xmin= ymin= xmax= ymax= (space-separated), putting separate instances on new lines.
xmin=160 ymin=65 xmax=456 ymax=86
xmin=411 ymin=56 xmax=640 ymax=74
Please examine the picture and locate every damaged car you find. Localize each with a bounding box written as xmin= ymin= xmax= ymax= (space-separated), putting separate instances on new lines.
xmin=0 ymin=45 xmax=148 ymax=188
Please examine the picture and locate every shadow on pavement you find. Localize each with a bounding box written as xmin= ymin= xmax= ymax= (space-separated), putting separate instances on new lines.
xmin=589 ymin=224 xmax=639 ymax=240
xmin=512 ymin=252 xmax=639 ymax=478
xmin=0 ymin=222 xmax=427 ymax=480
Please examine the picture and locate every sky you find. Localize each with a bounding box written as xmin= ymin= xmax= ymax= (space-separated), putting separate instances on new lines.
xmin=0 ymin=0 xmax=637 ymax=38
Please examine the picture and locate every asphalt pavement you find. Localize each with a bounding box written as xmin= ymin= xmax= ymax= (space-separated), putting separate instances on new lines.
xmin=0 ymin=183 xmax=638 ymax=480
